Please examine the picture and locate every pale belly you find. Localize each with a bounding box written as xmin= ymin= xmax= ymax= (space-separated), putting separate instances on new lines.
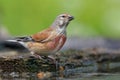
xmin=27 ymin=35 xmax=66 ymax=55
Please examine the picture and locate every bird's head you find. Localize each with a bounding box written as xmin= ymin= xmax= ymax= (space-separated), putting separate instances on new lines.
xmin=51 ymin=14 xmax=74 ymax=29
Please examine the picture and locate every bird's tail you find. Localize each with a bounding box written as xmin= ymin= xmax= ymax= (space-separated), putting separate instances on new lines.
xmin=0 ymin=40 xmax=29 ymax=53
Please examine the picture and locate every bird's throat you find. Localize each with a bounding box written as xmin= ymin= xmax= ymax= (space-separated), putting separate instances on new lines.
xmin=56 ymin=26 xmax=66 ymax=35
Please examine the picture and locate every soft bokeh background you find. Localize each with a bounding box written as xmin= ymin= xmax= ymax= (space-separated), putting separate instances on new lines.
xmin=0 ymin=0 xmax=120 ymax=38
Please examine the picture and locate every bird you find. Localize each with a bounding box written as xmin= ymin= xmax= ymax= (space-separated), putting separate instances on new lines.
xmin=0 ymin=13 xmax=74 ymax=58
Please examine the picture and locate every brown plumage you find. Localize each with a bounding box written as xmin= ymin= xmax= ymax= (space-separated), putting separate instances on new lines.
xmin=5 ymin=13 xmax=74 ymax=56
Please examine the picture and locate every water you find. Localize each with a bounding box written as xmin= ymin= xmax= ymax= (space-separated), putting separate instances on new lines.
xmin=55 ymin=73 xmax=120 ymax=80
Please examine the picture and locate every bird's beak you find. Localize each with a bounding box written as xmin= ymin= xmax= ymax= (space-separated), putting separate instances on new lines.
xmin=69 ymin=16 xmax=74 ymax=21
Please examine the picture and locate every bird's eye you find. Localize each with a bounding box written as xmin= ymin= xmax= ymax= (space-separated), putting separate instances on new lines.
xmin=61 ymin=15 xmax=65 ymax=18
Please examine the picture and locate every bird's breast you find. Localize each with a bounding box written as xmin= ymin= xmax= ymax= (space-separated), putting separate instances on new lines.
xmin=46 ymin=34 xmax=66 ymax=52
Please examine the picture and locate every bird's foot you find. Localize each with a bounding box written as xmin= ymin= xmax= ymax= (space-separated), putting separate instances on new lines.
xmin=47 ymin=55 xmax=59 ymax=70
xmin=30 ymin=53 xmax=59 ymax=70
xmin=47 ymin=55 xmax=56 ymax=63
xmin=30 ymin=52 xmax=48 ymax=62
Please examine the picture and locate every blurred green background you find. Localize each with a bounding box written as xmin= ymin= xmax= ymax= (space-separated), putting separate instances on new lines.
xmin=0 ymin=0 xmax=120 ymax=38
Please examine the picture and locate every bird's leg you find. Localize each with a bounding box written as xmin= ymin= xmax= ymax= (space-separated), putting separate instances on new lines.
xmin=47 ymin=55 xmax=57 ymax=63
xmin=30 ymin=52 xmax=46 ymax=61
xmin=48 ymin=55 xmax=59 ymax=70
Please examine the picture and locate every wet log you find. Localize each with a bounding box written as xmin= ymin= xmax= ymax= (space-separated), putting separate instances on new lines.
xmin=0 ymin=48 xmax=119 ymax=73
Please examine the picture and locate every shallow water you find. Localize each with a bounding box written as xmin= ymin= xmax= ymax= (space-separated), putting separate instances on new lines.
xmin=60 ymin=73 xmax=120 ymax=80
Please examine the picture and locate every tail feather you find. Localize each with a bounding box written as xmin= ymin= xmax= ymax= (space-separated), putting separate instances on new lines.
xmin=0 ymin=41 xmax=29 ymax=53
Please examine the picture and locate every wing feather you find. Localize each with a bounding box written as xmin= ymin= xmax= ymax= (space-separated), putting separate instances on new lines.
xmin=31 ymin=28 xmax=57 ymax=42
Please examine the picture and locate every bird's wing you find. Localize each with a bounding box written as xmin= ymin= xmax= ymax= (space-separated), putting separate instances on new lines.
xmin=0 ymin=28 xmax=56 ymax=51
xmin=31 ymin=28 xmax=57 ymax=42
xmin=14 ymin=36 xmax=34 ymax=42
